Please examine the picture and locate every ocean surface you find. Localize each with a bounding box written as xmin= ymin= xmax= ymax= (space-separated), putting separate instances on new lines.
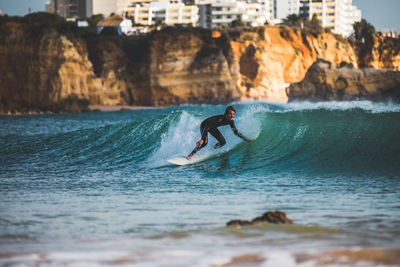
xmin=1 ymin=101 xmax=400 ymax=266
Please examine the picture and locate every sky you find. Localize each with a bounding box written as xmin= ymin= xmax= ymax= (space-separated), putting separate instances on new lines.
xmin=0 ymin=0 xmax=399 ymax=33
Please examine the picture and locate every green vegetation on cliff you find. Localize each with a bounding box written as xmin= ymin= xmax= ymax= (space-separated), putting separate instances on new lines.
xmin=0 ymin=12 xmax=103 ymax=38
xmin=353 ymin=19 xmax=376 ymax=67
xmin=281 ymin=14 xmax=324 ymax=36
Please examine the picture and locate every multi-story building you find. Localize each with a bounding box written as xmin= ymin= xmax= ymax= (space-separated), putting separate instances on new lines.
xmin=44 ymin=0 xmax=362 ymax=37
xmin=242 ymin=0 xmax=271 ymax=26
xmin=125 ymin=0 xmax=199 ymax=26
xmin=299 ymin=0 xmax=361 ymax=37
xmin=209 ymin=1 xmax=245 ymax=27
xmin=45 ymin=0 xmax=127 ymax=18
xmin=198 ymin=4 xmax=212 ymax=28
xmin=197 ymin=0 xmax=271 ymax=28
xmin=45 ymin=0 xmax=92 ymax=18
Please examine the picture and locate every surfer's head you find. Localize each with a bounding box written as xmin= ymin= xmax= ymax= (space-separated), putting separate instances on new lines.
xmin=225 ymin=106 xmax=236 ymax=121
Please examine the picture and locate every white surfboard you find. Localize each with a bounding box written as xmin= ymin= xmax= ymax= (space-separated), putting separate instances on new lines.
xmin=167 ymin=141 xmax=243 ymax=166
xmin=167 ymin=157 xmax=191 ymax=166
xmin=167 ymin=155 xmax=211 ymax=166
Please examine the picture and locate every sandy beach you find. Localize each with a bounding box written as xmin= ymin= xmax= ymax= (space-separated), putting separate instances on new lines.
xmin=88 ymin=105 xmax=159 ymax=112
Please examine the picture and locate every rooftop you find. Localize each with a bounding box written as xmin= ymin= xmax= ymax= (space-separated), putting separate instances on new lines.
xmin=97 ymin=15 xmax=124 ymax=26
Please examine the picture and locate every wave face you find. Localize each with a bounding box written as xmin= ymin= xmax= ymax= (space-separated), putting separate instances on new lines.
xmin=1 ymin=101 xmax=400 ymax=176
xmin=1 ymin=101 xmax=400 ymax=265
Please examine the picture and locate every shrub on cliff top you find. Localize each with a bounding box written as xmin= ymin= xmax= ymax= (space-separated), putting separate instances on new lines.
xmin=353 ymin=19 xmax=376 ymax=67
xmin=353 ymin=19 xmax=375 ymax=43
xmin=282 ymin=13 xmax=323 ymax=37
xmin=282 ymin=14 xmax=302 ymax=27
xmin=0 ymin=12 xmax=102 ymax=38
xmin=229 ymin=19 xmax=245 ymax=28
xmin=23 ymin=12 xmax=77 ymax=35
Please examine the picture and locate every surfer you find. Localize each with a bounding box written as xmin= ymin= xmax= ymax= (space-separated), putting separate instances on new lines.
xmin=187 ymin=106 xmax=251 ymax=160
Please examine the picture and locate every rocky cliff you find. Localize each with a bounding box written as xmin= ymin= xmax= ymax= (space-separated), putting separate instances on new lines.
xmin=1 ymin=20 xmax=400 ymax=114
xmin=0 ymin=22 xmax=241 ymax=113
xmin=86 ymin=27 xmax=241 ymax=107
xmin=286 ymin=59 xmax=400 ymax=102
xmin=0 ymin=21 xmax=106 ymax=113
xmin=227 ymin=26 xmax=358 ymax=102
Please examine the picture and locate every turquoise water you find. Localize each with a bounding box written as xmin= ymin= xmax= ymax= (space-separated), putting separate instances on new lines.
xmin=1 ymin=101 xmax=400 ymax=266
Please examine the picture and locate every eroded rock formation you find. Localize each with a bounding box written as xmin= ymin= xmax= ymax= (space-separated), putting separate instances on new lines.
xmin=227 ymin=26 xmax=358 ymax=102
xmin=0 ymin=22 xmax=103 ymax=113
xmin=286 ymin=59 xmax=400 ymax=102
xmin=0 ymin=23 xmax=241 ymax=113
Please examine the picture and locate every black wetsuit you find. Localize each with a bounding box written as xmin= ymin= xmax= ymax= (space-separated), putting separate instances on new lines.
xmin=190 ymin=115 xmax=247 ymax=155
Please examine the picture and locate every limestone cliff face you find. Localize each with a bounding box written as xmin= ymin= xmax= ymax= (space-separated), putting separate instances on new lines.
xmin=86 ymin=27 xmax=241 ymax=106
xmin=145 ymin=28 xmax=241 ymax=105
xmin=287 ymin=59 xmax=400 ymax=102
xmin=0 ymin=21 xmax=104 ymax=113
xmin=1 ymin=23 xmax=240 ymax=113
xmin=227 ymin=26 xmax=358 ymax=102
xmin=86 ymin=38 xmax=135 ymax=106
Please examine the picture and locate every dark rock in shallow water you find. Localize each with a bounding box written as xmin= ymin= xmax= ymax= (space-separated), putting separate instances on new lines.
xmin=227 ymin=210 xmax=293 ymax=226
xmin=252 ymin=210 xmax=293 ymax=224
xmin=226 ymin=220 xmax=253 ymax=226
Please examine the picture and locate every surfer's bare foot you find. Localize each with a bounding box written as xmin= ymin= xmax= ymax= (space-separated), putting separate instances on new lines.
xmin=186 ymin=154 xmax=193 ymax=160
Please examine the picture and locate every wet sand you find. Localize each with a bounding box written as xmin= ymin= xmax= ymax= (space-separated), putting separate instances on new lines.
xmin=2 ymin=247 xmax=399 ymax=266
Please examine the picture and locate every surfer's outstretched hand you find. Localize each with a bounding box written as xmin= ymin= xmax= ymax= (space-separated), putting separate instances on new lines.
xmin=244 ymin=137 xmax=252 ymax=142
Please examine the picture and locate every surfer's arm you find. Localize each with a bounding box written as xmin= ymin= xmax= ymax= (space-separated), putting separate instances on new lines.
xmin=230 ymin=122 xmax=252 ymax=142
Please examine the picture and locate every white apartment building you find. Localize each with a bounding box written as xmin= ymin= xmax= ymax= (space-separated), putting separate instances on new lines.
xmin=196 ymin=0 xmax=360 ymax=34
xmin=197 ymin=0 xmax=272 ymax=28
xmin=299 ymin=0 xmax=361 ymax=37
xmin=243 ymin=0 xmax=272 ymax=26
xmin=44 ymin=0 xmax=361 ymax=36
xmin=125 ymin=0 xmax=199 ymax=26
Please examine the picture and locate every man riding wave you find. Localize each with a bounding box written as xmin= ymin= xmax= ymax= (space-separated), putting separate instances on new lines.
xmin=187 ymin=106 xmax=251 ymax=160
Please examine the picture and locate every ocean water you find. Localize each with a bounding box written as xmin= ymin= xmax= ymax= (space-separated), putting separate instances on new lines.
xmin=1 ymin=101 xmax=400 ymax=266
